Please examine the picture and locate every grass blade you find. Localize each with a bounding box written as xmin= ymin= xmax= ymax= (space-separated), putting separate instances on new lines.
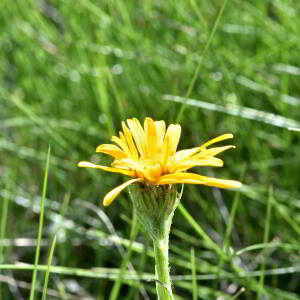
xmin=257 ymin=186 xmax=273 ymax=299
xmin=0 ymin=176 xmax=10 ymax=299
xmin=178 ymin=204 xmax=227 ymax=259
xmin=165 ymin=95 xmax=300 ymax=129
xmin=0 ymin=179 xmax=10 ymax=264
xmin=190 ymin=248 xmax=197 ymax=300
xmin=29 ymin=145 xmax=51 ymax=300
xmin=41 ymin=235 xmax=57 ymax=300
xmin=109 ymin=210 xmax=139 ymax=300
xmin=176 ymin=0 xmax=229 ymax=123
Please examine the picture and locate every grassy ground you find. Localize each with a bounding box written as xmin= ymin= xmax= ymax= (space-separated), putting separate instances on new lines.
xmin=1 ymin=0 xmax=300 ymax=299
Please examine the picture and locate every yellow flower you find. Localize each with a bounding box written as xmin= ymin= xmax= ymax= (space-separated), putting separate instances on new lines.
xmin=78 ymin=117 xmax=241 ymax=206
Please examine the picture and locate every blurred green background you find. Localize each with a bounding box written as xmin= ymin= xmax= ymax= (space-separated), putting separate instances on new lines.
xmin=1 ymin=0 xmax=300 ymax=299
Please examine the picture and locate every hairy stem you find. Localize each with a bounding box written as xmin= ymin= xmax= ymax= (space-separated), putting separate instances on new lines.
xmin=153 ymin=237 xmax=173 ymax=300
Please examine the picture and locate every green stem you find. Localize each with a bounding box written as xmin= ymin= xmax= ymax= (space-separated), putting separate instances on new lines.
xmin=128 ymin=184 xmax=182 ymax=300
xmin=153 ymin=236 xmax=173 ymax=300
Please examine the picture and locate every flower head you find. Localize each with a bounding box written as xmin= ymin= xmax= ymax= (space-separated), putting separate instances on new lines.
xmin=78 ymin=117 xmax=241 ymax=206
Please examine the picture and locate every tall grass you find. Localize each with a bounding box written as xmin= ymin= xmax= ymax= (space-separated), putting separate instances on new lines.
xmin=1 ymin=0 xmax=300 ymax=299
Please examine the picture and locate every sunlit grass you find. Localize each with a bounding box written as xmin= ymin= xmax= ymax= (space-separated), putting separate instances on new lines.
xmin=1 ymin=0 xmax=300 ymax=299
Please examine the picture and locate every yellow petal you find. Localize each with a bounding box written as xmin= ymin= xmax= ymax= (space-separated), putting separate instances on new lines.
xmin=165 ymin=124 xmax=181 ymax=155
xmin=162 ymin=134 xmax=169 ymax=173
xmin=127 ymin=118 xmax=147 ymax=158
xmin=193 ymin=145 xmax=235 ymax=159
xmin=144 ymin=117 xmax=157 ymax=156
xmin=119 ymin=131 xmax=127 ymax=144
xmin=199 ymin=134 xmax=234 ymax=151
xmin=173 ymin=157 xmax=224 ymax=172
xmin=103 ymin=178 xmax=144 ymax=206
xmin=174 ymin=147 xmax=201 ymax=162
xmin=155 ymin=120 xmax=166 ymax=152
xmin=96 ymin=144 xmax=127 ymax=159
xmin=110 ymin=160 xmax=130 ymax=170
xmin=122 ymin=122 xmax=139 ymax=158
xmin=78 ymin=161 xmax=134 ymax=177
xmin=202 ymin=177 xmax=241 ymax=189
xmin=157 ymin=172 xmax=204 ymax=184
xmin=144 ymin=163 xmax=162 ymax=182
xmin=111 ymin=136 xmax=130 ymax=156
xmin=112 ymin=158 xmax=144 ymax=173
xmin=174 ymin=134 xmax=234 ymax=163
xmin=113 ymin=158 xmax=159 ymax=183
xmin=157 ymin=178 xmax=206 ymax=185
xmin=157 ymin=172 xmax=241 ymax=188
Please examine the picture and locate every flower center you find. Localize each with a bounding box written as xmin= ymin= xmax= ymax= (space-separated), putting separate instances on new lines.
xmin=137 ymin=154 xmax=176 ymax=184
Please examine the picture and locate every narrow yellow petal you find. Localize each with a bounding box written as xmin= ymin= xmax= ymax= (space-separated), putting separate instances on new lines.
xmin=127 ymin=118 xmax=147 ymax=158
xmin=111 ymin=135 xmax=130 ymax=156
xmin=144 ymin=117 xmax=157 ymax=156
xmin=157 ymin=172 xmax=207 ymax=180
xmin=144 ymin=163 xmax=162 ymax=182
xmin=122 ymin=122 xmax=139 ymax=158
xmin=157 ymin=178 xmax=206 ymax=185
xmin=205 ymin=179 xmax=241 ymax=188
xmin=155 ymin=120 xmax=166 ymax=153
xmin=110 ymin=160 xmax=130 ymax=170
xmin=173 ymin=157 xmax=224 ymax=172
xmin=199 ymin=134 xmax=234 ymax=151
xmin=78 ymin=161 xmax=134 ymax=177
xmin=157 ymin=172 xmax=241 ymax=188
xmin=174 ymin=135 xmax=234 ymax=163
xmin=112 ymin=158 xmax=145 ymax=173
xmin=112 ymin=158 xmax=158 ymax=183
xmin=119 ymin=131 xmax=127 ymax=144
xmin=193 ymin=145 xmax=235 ymax=159
xmin=174 ymin=147 xmax=201 ymax=162
xmin=162 ymin=134 xmax=169 ymax=173
xmin=157 ymin=173 xmax=205 ymax=185
xmin=165 ymin=124 xmax=181 ymax=155
xmin=103 ymin=178 xmax=144 ymax=206
xmin=96 ymin=144 xmax=127 ymax=159
xmin=158 ymin=178 xmax=241 ymax=188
